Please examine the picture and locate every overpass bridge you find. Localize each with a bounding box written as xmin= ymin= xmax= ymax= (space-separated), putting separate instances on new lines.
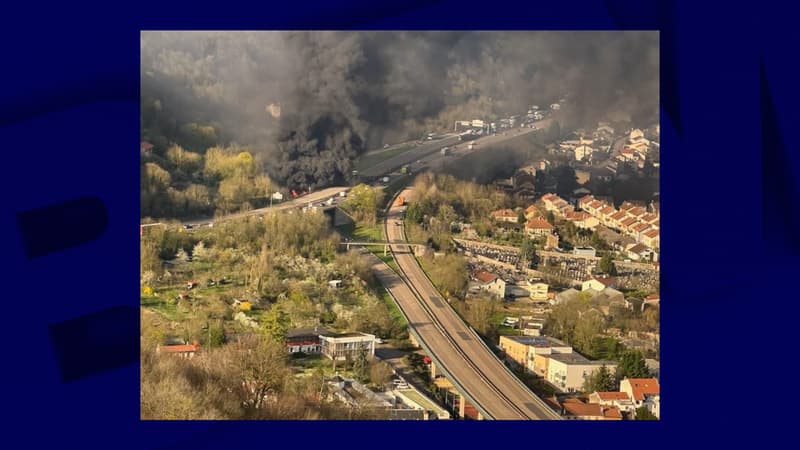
xmin=340 ymin=240 xmax=425 ymax=255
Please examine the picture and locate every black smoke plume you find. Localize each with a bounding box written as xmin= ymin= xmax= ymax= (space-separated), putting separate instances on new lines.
xmin=141 ymin=31 xmax=658 ymax=189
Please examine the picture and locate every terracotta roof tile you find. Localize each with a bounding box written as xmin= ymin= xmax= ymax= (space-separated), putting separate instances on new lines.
xmin=474 ymin=270 xmax=499 ymax=283
xmin=595 ymin=391 xmax=631 ymax=401
xmin=624 ymin=378 xmax=660 ymax=401
xmin=525 ymin=218 xmax=553 ymax=230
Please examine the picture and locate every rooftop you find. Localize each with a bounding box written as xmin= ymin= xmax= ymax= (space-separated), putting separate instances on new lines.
xmin=503 ymin=335 xmax=569 ymax=347
xmin=593 ymin=391 xmax=632 ymax=401
xmin=474 ymin=270 xmax=499 ymax=283
xmin=622 ymin=378 xmax=660 ymax=401
xmin=525 ymin=218 xmax=553 ymax=230
xmin=286 ymin=326 xmax=333 ymax=338
xmin=561 ymin=398 xmax=622 ymax=419
xmin=549 ymin=352 xmax=616 ymax=366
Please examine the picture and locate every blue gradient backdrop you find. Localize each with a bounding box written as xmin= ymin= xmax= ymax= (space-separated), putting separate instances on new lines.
xmin=1 ymin=0 xmax=783 ymax=447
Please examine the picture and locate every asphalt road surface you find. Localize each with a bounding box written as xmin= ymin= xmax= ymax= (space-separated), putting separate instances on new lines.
xmin=380 ymin=189 xmax=560 ymax=420
xmin=359 ymin=134 xmax=461 ymax=178
xmin=178 ymin=186 xmax=349 ymax=227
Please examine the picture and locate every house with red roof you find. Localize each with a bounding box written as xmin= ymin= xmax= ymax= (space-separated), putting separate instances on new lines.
xmin=620 ymin=378 xmax=660 ymax=418
xmin=578 ymin=194 xmax=595 ymax=209
xmin=491 ymin=209 xmax=519 ymax=223
xmin=555 ymin=397 xmax=623 ymax=420
xmin=565 ymin=211 xmax=599 ymax=229
xmin=473 ymin=270 xmax=507 ymax=299
xmin=157 ymin=341 xmax=200 ymax=358
xmin=525 ymin=217 xmax=554 ymax=237
xmin=524 ymin=204 xmax=541 ymax=219
xmin=642 ymin=228 xmax=660 ymax=249
xmin=589 ymin=391 xmax=636 ymax=414
xmin=140 ymin=141 xmax=154 ymax=155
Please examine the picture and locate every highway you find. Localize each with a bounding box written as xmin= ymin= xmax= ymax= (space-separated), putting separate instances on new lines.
xmin=381 ymin=189 xmax=560 ymax=420
xmin=176 ymin=186 xmax=349 ymax=227
xmin=358 ymin=134 xmax=461 ymax=178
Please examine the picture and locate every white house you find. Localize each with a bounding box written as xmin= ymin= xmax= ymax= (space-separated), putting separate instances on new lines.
xmin=320 ymin=332 xmax=377 ymax=361
xmin=527 ymin=281 xmax=549 ymax=301
xmin=620 ymin=378 xmax=660 ymax=417
xmin=582 ymin=277 xmax=617 ymax=292
xmin=546 ymin=353 xmax=618 ymax=393
xmin=588 ymin=391 xmax=636 ymax=414
xmin=474 ymin=270 xmax=507 ymax=298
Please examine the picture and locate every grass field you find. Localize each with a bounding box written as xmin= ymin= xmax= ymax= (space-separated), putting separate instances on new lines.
xmin=378 ymin=285 xmax=408 ymax=327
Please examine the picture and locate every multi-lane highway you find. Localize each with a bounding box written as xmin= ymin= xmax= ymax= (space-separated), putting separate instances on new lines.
xmin=358 ymin=134 xmax=461 ymax=178
xmin=381 ymin=189 xmax=560 ymax=420
xmin=177 ymin=186 xmax=349 ymax=227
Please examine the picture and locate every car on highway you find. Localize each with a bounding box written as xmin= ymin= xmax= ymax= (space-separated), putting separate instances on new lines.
xmin=183 ymin=224 xmax=193 ymax=230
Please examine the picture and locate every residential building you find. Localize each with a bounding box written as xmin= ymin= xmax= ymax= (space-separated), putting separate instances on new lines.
xmin=157 ymin=341 xmax=200 ymax=359
xmin=555 ymin=397 xmax=623 ymax=420
xmin=609 ymin=211 xmax=627 ymax=228
xmin=631 ymin=222 xmax=652 ymax=242
xmin=578 ymin=194 xmax=595 ymax=210
xmin=565 ymin=211 xmax=599 ymax=229
xmin=620 ymin=378 xmax=660 ymax=410
xmin=285 ymin=326 xmax=332 ymax=354
xmin=491 ymin=209 xmax=519 ymax=223
xmin=474 ymin=270 xmax=507 ymax=298
xmin=585 ymin=200 xmax=605 ymax=215
xmin=528 ymin=281 xmax=549 ymax=301
xmin=498 ymin=335 xmax=572 ymax=375
xmin=620 ymin=217 xmax=637 ymax=233
xmin=524 ymin=217 xmax=554 ymax=237
xmin=582 ymin=277 xmax=618 ymax=292
xmin=643 ymin=293 xmax=660 ymax=310
xmin=320 ymin=332 xmax=377 ymax=361
xmin=546 ymin=353 xmax=618 ymax=393
xmin=588 ymin=391 xmax=636 ymax=414
xmin=524 ymin=204 xmax=540 ymax=219
xmin=625 ymin=243 xmax=652 ymax=261
xmin=642 ymin=228 xmax=660 ymax=249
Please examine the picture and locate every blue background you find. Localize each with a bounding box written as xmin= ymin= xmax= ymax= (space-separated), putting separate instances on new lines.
xmin=2 ymin=0 xmax=784 ymax=447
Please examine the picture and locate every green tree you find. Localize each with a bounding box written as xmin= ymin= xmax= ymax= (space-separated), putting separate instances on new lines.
xmin=599 ymin=253 xmax=617 ymax=276
xmin=406 ymin=202 xmax=423 ymax=224
xmin=205 ymin=323 xmax=226 ymax=348
xmin=591 ymin=229 xmax=606 ymax=250
xmin=260 ymin=306 xmax=290 ymax=343
xmin=546 ymin=210 xmax=556 ymax=225
xmin=345 ymin=184 xmax=384 ymax=225
xmin=517 ymin=210 xmax=527 ymax=224
xmin=352 ymin=348 xmax=369 ymax=383
xmin=583 ymin=364 xmax=617 ymax=392
xmin=520 ymin=236 xmax=537 ymax=269
xmin=635 ymin=406 xmax=658 ymax=420
xmin=618 ymin=350 xmax=650 ymax=379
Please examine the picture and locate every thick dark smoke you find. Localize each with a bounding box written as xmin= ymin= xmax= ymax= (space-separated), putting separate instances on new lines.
xmin=141 ymin=31 xmax=658 ymax=189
